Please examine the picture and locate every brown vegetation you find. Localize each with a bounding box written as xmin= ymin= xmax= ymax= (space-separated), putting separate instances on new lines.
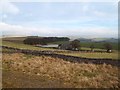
xmin=2 ymin=53 xmax=119 ymax=88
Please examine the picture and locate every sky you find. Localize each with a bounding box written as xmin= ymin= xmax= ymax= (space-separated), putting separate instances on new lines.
xmin=0 ymin=0 xmax=119 ymax=38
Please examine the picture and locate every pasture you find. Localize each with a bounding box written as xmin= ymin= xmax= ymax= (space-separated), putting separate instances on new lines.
xmin=2 ymin=41 xmax=56 ymax=51
xmin=56 ymin=51 xmax=118 ymax=59
xmin=2 ymin=37 xmax=118 ymax=50
xmin=49 ymin=41 xmax=118 ymax=50
xmin=2 ymin=40 xmax=118 ymax=59
xmin=2 ymin=37 xmax=26 ymax=43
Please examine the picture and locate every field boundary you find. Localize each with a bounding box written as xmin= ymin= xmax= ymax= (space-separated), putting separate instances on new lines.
xmin=1 ymin=46 xmax=120 ymax=67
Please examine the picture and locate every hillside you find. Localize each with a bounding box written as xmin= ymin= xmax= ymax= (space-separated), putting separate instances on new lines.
xmin=77 ymin=38 xmax=118 ymax=43
xmin=1 ymin=36 xmax=118 ymax=50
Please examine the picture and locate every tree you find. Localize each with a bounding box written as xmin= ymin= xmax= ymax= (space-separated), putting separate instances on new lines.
xmin=90 ymin=44 xmax=95 ymax=52
xmin=23 ymin=37 xmax=70 ymax=45
xmin=71 ymin=39 xmax=80 ymax=50
xmin=104 ymin=43 xmax=112 ymax=53
xmin=58 ymin=44 xmax=62 ymax=49
xmin=23 ymin=37 xmax=47 ymax=45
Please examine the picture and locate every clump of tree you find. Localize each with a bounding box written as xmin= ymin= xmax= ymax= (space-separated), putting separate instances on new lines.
xmin=23 ymin=37 xmax=47 ymax=45
xmin=90 ymin=44 xmax=95 ymax=52
xmin=70 ymin=39 xmax=81 ymax=50
xmin=23 ymin=37 xmax=70 ymax=45
xmin=42 ymin=37 xmax=70 ymax=43
xmin=104 ymin=43 xmax=112 ymax=53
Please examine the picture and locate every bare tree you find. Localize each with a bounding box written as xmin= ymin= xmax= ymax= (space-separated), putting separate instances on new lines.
xmin=104 ymin=43 xmax=112 ymax=53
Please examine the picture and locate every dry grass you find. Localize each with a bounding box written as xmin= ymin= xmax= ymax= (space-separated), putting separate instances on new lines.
xmin=2 ymin=53 xmax=119 ymax=88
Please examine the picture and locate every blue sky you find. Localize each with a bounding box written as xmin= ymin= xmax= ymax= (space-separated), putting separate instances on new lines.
xmin=0 ymin=0 xmax=118 ymax=38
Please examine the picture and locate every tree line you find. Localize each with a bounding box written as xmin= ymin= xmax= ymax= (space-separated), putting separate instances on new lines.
xmin=23 ymin=37 xmax=70 ymax=45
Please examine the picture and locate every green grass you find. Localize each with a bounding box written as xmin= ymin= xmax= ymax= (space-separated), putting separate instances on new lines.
xmin=57 ymin=51 xmax=118 ymax=59
xmin=48 ymin=41 xmax=118 ymax=50
xmin=2 ymin=48 xmax=15 ymax=53
xmin=2 ymin=41 xmax=56 ymax=51
xmin=2 ymin=37 xmax=118 ymax=50
xmin=80 ymin=47 xmax=107 ymax=51
xmin=2 ymin=37 xmax=26 ymax=43
xmin=2 ymin=41 xmax=118 ymax=59
xmin=2 ymin=37 xmax=26 ymax=40
xmin=0 ymin=37 xmax=118 ymax=59
xmin=80 ymin=42 xmax=118 ymax=50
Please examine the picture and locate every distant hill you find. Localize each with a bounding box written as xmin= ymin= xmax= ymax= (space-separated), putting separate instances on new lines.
xmin=77 ymin=38 xmax=118 ymax=43
xmin=92 ymin=38 xmax=118 ymax=43
xmin=2 ymin=37 xmax=27 ymax=43
xmin=77 ymin=38 xmax=92 ymax=42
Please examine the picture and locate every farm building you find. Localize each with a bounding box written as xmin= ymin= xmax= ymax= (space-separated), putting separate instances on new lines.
xmin=58 ymin=42 xmax=72 ymax=50
xmin=36 ymin=44 xmax=58 ymax=48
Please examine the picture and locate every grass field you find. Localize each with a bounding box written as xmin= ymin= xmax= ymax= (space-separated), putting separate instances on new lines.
xmin=2 ymin=37 xmax=118 ymax=50
xmin=2 ymin=41 xmax=119 ymax=59
xmin=1 ymin=37 xmax=119 ymax=59
xmin=2 ymin=37 xmax=26 ymax=43
xmin=2 ymin=40 xmax=106 ymax=51
xmin=2 ymin=41 xmax=56 ymax=51
xmin=56 ymin=51 xmax=118 ymax=59
xmin=2 ymin=53 xmax=119 ymax=88
xmin=50 ymin=41 xmax=118 ymax=50
xmin=80 ymin=42 xmax=118 ymax=50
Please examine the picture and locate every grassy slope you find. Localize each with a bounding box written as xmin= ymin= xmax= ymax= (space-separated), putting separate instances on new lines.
xmin=2 ymin=37 xmax=118 ymax=50
xmin=2 ymin=41 xmax=118 ymax=59
xmin=80 ymin=42 xmax=118 ymax=50
xmin=1 ymin=36 xmax=119 ymax=59
xmin=1 ymin=40 xmax=107 ymax=51
xmin=2 ymin=37 xmax=26 ymax=43
xmin=2 ymin=41 xmax=56 ymax=51
xmin=2 ymin=53 xmax=119 ymax=88
xmin=2 ymin=37 xmax=26 ymax=40
xmin=50 ymin=41 xmax=118 ymax=50
xmin=57 ymin=52 xmax=118 ymax=59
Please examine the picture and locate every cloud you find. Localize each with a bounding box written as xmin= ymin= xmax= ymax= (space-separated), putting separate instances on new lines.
xmin=80 ymin=2 xmax=117 ymax=19
xmin=80 ymin=3 xmax=108 ymax=18
xmin=93 ymin=11 xmax=107 ymax=17
xmin=0 ymin=2 xmax=117 ymax=38
xmin=0 ymin=22 xmax=118 ymax=38
xmin=0 ymin=22 xmax=55 ymax=36
xmin=82 ymin=5 xmax=89 ymax=12
xmin=0 ymin=0 xmax=19 ymax=15
xmin=3 ymin=14 xmax=8 ymax=19
xmin=8 ymin=0 xmax=119 ymax=2
xmin=55 ymin=27 xmax=118 ymax=38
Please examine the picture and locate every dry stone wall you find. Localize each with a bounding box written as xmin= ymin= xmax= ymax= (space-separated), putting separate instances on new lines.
xmin=1 ymin=46 xmax=119 ymax=67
